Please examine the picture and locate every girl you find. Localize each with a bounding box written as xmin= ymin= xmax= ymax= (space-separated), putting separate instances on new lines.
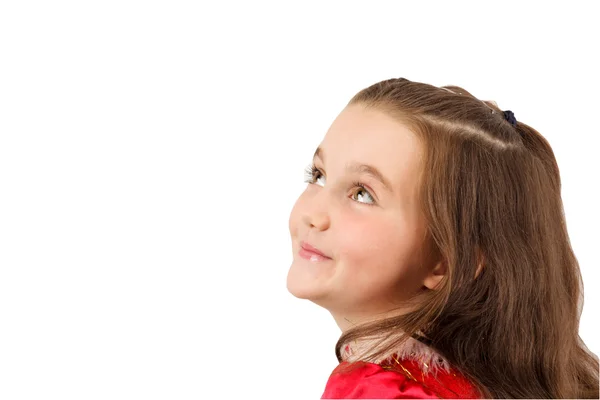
xmin=287 ymin=78 xmax=599 ymax=398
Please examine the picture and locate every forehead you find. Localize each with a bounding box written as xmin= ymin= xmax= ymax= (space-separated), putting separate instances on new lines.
xmin=320 ymin=104 xmax=423 ymax=203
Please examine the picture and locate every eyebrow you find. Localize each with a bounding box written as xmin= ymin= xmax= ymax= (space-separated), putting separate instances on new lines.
xmin=313 ymin=147 xmax=394 ymax=193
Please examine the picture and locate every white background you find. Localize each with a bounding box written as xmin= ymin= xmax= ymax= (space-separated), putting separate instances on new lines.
xmin=0 ymin=1 xmax=598 ymax=399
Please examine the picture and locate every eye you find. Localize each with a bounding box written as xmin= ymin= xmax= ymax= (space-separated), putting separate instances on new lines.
xmin=303 ymin=163 xmax=376 ymax=205
xmin=303 ymin=164 xmax=325 ymax=187
xmin=350 ymin=181 xmax=376 ymax=205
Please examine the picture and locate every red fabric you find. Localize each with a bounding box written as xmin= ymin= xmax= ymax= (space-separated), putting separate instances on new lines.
xmin=321 ymin=359 xmax=482 ymax=399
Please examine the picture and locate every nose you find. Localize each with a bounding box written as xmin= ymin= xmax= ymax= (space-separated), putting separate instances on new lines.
xmin=303 ymin=211 xmax=329 ymax=231
xmin=301 ymin=194 xmax=331 ymax=231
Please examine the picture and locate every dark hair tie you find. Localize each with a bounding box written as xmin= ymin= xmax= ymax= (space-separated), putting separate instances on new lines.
xmin=503 ymin=110 xmax=517 ymax=127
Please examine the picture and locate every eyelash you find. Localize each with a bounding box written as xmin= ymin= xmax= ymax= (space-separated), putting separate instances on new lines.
xmin=303 ymin=163 xmax=376 ymax=206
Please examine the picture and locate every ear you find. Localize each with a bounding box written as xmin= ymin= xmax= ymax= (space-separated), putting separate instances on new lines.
xmin=423 ymin=259 xmax=447 ymax=290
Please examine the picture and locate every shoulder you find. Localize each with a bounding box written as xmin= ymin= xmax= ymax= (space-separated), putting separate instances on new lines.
xmin=321 ymin=361 xmax=439 ymax=399
xmin=321 ymin=360 xmax=481 ymax=399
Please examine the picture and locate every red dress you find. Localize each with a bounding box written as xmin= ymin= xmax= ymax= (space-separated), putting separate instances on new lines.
xmin=321 ymin=340 xmax=482 ymax=399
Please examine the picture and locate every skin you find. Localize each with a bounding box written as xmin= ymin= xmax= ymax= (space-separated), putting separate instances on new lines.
xmin=287 ymin=103 xmax=446 ymax=333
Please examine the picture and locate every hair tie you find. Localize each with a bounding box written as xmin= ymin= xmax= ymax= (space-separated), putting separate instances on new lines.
xmin=503 ymin=110 xmax=517 ymax=126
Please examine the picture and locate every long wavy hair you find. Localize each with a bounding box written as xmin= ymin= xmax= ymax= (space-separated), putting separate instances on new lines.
xmin=334 ymin=78 xmax=599 ymax=398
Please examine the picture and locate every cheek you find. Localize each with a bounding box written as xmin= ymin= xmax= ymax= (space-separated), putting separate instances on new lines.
xmin=337 ymin=213 xmax=424 ymax=286
xmin=289 ymin=195 xmax=426 ymax=297
xmin=337 ymin=213 xmax=403 ymax=260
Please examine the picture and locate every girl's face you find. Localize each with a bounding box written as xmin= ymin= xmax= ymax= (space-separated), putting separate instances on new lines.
xmin=287 ymin=104 xmax=440 ymax=331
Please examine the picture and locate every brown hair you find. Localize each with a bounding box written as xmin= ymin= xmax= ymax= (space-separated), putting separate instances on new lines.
xmin=334 ymin=78 xmax=599 ymax=398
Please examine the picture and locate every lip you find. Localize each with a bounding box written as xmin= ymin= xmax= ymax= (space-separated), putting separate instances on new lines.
xmin=299 ymin=241 xmax=331 ymax=260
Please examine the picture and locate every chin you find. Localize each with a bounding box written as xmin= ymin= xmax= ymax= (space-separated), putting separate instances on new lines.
xmin=286 ymin=261 xmax=326 ymax=300
xmin=286 ymin=264 xmax=309 ymax=299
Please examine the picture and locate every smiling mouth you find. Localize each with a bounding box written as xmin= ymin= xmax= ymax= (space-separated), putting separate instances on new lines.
xmin=298 ymin=246 xmax=331 ymax=262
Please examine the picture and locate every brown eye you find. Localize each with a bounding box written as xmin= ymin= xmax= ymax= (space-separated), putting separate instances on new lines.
xmin=303 ymin=164 xmax=376 ymax=205
xmin=351 ymin=183 xmax=375 ymax=205
xmin=304 ymin=164 xmax=325 ymax=186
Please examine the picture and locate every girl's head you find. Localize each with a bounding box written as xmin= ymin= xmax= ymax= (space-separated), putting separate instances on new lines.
xmin=287 ymin=101 xmax=446 ymax=330
xmin=287 ymin=78 xmax=598 ymax=398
